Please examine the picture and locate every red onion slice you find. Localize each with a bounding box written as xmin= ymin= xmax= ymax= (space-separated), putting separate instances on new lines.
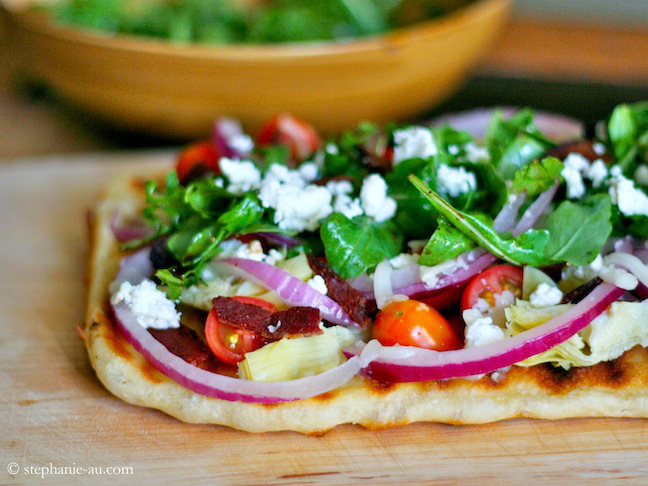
xmin=512 ymin=183 xmax=558 ymax=236
xmin=346 ymin=283 xmax=624 ymax=382
xmin=213 ymin=118 xmax=252 ymax=159
xmin=224 ymin=257 xmax=355 ymax=326
xmin=493 ymin=193 xmax=526 ymax=233
xmin=110 ymin=211 xmax=154 ymax=243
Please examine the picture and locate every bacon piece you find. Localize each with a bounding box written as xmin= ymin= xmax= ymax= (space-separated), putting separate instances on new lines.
xmin=149 ymin=326 xmax=221 ymax=372
xmin=212 ymin=297 xmax=322 ymax=340
xmin=307 ymin=255 xmax=368 ymax=325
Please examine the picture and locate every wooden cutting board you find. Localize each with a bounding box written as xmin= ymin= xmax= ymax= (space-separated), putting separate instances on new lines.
xmin=2 ymin=152 xmax=648 ymax=485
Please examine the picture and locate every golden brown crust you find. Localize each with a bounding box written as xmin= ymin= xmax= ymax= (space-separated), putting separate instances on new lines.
xmin=84 ymin=175 xmax=648 ymax=434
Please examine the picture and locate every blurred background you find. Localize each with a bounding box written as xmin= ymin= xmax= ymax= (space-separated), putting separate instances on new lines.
xmin=0 ymin=0 xmax=647 ymax=160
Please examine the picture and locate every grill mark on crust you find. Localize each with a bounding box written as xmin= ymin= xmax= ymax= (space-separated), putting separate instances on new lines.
xmin=312 ymin=391 xmax=337 ymax=402
xmin=367 ymin=380 xmax=397 ymax=394
xmin=100 ymin=311 xmax=133 ymax=360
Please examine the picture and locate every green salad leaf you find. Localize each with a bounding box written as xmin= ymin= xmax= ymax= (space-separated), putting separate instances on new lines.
xmin=543 ymin=194 xmax=613 ymax=266
xmin=419 ymin=217 xmax=474 ymax=266
xmin=511 ymin=157 xmax=563 ymax=196
xmin=410 ymin=175 xmax=550 ymax=266
xmin=320 ymin=213 xmax=403 ymax=278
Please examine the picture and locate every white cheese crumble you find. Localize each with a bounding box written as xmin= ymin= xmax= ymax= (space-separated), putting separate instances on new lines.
xmin=219 ymin=157 xmax=262 ymax=195
xmin=392 ymin=126 xmax=437 ymax=165
xmin=608 ymin=170 xmax=648 ymax=218
xmin=585 ymin=159 xmax=609 ymax=188
xmin=437 ymin=164 xmax=477 ymax=198
xmin=306 ymin=275 xmax=328 ymax=295
xmin=561 ymin=153 xmax=590 ymax=199
xmin=462 ymin=310 xmax=505 ymax=348
xmin=218 ymin=239 xmax=284 ymax=265
xmin=229 ymin=134 xmax=254 ymax=154
xmin=420 ymin=260 xmax=457 ymax=287
xmin=463 ymin=142 xmax=490 ymax=163
xmin=111 ymin=280 xmax=181 ymax=330
xmin=332 ymin=194 xmax=364 ymax=219
xmin=593 ymin=142 xmax=606 ymax=155
xmin=298 ymin=162 xmax=319 ymax=182
xmin=360 ymin=174 xmax=397 ymax=222
xmin=529 ymin=283 xmax=563 ymax=308
xmin=562 ymin=253 xmax=638 ymax=291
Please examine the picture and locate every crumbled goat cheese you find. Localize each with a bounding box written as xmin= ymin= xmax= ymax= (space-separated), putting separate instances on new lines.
xmin=437 ymin=164 xmax=477 ymax=198
xmin=635 ymin=166 xmax=648 ymax=186
xmin=608 ymin=173 xmax=648 ymax=217
xmin=593 ymin=142 xmax=606 ymax=155
xmin=326 ymin=180 xmax=354 ymax=196
xmin=561 ymin=153 xmax=590 ymax=199
xmin=111 ymin=280 xmax=181 ymax=330
xmin=229 ymin=134 xmax=254 ymax=154
xmin=585 ymin=159 xmax=609 ymax=188
xmin=463 ymin=311 xmax=505 ymax=348
xmin=529 ymin=283 xmax=563 ymax=307
xmin=463 ymin=142 xmax=490 ymax=163
xmin=218 ymin=239 xmax=284 ymax=265
xmin=333 ymin=194 xmax=364 ymax=219
xmin=360 ymin=174 xmax=397 ymax=222
xmin=298 ymin=162 xmax=319 ymax=182
xmin=389 ymin=253 xmax=420 ymax=269
xmin=262 ymin=182 xmax=333 ymax=232
xmin=392 ymin=126 xmax=437 ymax=165
xmin=562 ymin=254 xmax=605 ymax=282
xmin=448 ymin=144 xmax=460 ymax=155
xmin=264 ymin=163 xmax=307 ymax=187
xmin=219 ymin=157 xmax=262 ymax=195
xmin=306 ymin=275 xmax=328 ymax=295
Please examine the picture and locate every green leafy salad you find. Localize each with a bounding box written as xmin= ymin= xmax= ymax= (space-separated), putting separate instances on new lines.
xmin=111 ymin=104 xmax=648 ymax=388
xmin=40 ymin=0 xmax=474 ymax=44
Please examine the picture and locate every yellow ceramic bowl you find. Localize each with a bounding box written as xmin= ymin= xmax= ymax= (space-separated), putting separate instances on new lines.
xmin=6 ymin=0 xmax=510 ymax=138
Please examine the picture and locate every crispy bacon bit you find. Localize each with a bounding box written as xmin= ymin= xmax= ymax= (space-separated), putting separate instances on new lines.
xmin=150 ymin=326 xmax=221 ymax=372
xmin=307 ymin=255 xmax=368 ymax=325
xmin=546 ymin=140 xmax=612 ymax=164
xmin=212 ymin=297 xmax=322 ymax=340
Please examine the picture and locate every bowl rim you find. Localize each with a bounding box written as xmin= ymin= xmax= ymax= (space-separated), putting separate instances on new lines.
xmin=9 ymin=0 xmax=511 ymax=60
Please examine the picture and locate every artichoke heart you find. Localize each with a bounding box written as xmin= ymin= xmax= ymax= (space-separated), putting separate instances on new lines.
xmin=238 ymin=326 xmax=357 ymax=382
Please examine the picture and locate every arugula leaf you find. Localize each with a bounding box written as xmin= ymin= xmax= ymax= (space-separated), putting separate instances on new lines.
xmin=486 ymin=109 xmax=555 ymax=179
xmin=543 ymin=194 xmax=613 ymax=266
xmin=511 ymin=157 xmax=564 ymax=196
xmin=419 ymin=218 xmax=474 ymax=266
xmin=409 ymin=175 xmax=550 ymax=266
xmin=608 ymin=102 xmax=648 ymax=172
xmin=320 ymin=214 xmax=403 ymax=278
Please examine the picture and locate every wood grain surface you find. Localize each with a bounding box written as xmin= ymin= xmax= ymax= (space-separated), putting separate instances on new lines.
xmin=2 ymin=153 xmax=648 ymax=485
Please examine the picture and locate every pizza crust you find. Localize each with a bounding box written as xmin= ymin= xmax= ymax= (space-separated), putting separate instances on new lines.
xmin=84 ymin=176 xmax=648 ymax=433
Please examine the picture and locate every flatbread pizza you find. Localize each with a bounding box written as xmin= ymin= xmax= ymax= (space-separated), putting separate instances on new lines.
xmin=84 ymin=108 xmax=648 ymax=433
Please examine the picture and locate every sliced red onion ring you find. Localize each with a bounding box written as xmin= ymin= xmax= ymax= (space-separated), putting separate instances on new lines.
xmin=213 ymin=118 xmax=252 ymax=159
xmin=605 ymin=252 xmax=648 ymax=289
xmin=110 ymin=249 xmax=377 ymax=402
xmin=224 ymin=257 xmax=355 ymax=326
xmin=345 ymin=283 xmax=624 ymax=382
xmin=494 ymin=193 xmax=526 ymax=233
xmin=428 ymin=108 xmax=583 ymax=143
xmin=241 ymin=232 xmax=301 ymax=249
xmin=110 ymin=211 xmax=154 ymax=243
xmin=512 ymin=183 xmax=558 ymax=236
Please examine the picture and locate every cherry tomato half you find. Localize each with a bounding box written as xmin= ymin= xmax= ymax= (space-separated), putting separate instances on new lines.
xmin=176 ymin=141 xmax=222 ymax=184
xmin=256 ymin=114 xmax=321 ymax=162
xmin=372 ymin=299 xmax=461 ymax=351
xmin=460 ymin=265 xmax=523 ymax=312
xmin=205 ymin=296 xmax=276 ymax=365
